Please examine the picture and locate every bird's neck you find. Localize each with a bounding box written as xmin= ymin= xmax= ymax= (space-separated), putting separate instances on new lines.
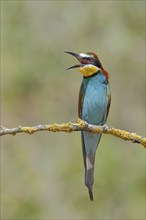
xmin=79 ymin=64 xmax=109 ymax=81
xmin=79 ymin=64 xmax=100 ymax=77
xmin=100 ymin=66 xmax=109 ymax=81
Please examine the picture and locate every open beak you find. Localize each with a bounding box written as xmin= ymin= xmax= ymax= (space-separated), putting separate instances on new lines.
xmin=65 ymin=51 xmax=81 ymax=70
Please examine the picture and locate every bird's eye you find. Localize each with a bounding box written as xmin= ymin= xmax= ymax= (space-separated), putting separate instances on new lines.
xmin=88 ymin=57 xmax=94 ymax=62
xmin=80 ymin=56 xmax=94 ymax=64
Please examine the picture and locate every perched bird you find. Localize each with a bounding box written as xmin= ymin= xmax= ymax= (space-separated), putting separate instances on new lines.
xmin=65 ymin=51 xmax=111 ymax=201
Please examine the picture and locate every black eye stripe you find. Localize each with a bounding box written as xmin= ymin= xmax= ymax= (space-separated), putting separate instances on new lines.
xmin=81 ymin=56 xmax=94 ymax=62
xmin=82 ymin=57 xmax=90 ymax=60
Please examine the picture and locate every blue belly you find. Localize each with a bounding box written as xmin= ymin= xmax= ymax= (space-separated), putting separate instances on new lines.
xmin=81 ymin=72 xmax=108 ymax=154
xmin=82 ymin=72 xmax=108 ymax=125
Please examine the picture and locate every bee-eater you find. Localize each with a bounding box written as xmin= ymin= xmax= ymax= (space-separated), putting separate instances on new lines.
xmin=65 ymin=51 xmax=111 ymax=201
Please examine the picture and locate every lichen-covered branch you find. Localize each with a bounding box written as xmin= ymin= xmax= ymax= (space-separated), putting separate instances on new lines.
xmin=0 ymin=119 xmax=146 ymax=148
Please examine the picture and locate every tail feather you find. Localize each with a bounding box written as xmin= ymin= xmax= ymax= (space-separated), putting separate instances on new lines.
xmin=88 ymin=188 xmax=94 ymax=201
xmin=81 ymin=132 xmax=101 ymax=201
xmin=85 ymin=153 xmax=95 ymax=201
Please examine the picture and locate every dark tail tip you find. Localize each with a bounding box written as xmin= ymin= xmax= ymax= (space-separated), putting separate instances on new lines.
xmin=88 ymin=189 xmax=94 ymax=201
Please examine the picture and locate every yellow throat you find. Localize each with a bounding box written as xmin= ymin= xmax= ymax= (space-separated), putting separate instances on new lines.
xmin=79 ymin=64 xmax=100 ymax=77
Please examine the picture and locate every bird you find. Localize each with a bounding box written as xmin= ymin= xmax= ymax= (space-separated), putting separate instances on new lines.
xmin=65 ymin=51 xmax=111 ymax=201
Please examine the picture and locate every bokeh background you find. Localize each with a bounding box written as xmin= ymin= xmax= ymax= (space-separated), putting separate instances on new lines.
xmin=1 ymin=1 xmax=145 ymax=219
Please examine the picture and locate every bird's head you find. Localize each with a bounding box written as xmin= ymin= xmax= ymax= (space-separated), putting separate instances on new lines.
xmin=65 ymin=51 xmax=108 ymax=79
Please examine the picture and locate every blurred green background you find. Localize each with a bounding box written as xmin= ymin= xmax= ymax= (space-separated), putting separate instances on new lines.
xmin=1 ymin=1 xmax=145 ymax=219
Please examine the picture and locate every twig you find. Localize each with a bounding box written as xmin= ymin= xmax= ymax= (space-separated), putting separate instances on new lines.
xmin=0 ymin=119 xmax=146 ymax=148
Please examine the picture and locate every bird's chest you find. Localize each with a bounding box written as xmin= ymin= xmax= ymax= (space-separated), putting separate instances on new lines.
xmin=82 ymin=74 xmax=107 ymax=124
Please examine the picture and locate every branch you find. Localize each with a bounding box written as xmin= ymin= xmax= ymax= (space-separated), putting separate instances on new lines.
xmin=0 ymin=119 xmax=146 ymax=148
